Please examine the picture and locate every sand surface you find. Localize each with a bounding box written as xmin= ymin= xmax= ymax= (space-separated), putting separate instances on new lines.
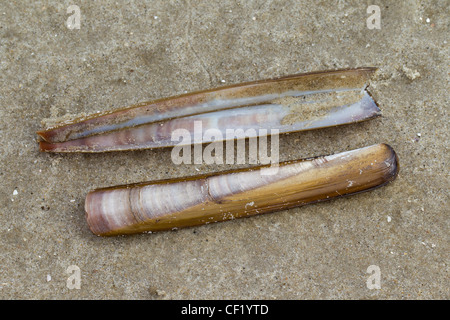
xmin=0 ymin=0 xmax=448 ymax=299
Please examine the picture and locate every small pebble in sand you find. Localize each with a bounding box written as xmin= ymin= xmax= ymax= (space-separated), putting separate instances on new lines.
xmin=402 ymin=65 xmax=421 ymax=80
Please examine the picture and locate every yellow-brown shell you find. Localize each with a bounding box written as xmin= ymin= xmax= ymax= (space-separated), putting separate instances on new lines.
xmin=38 ymin=68 xmax=380 ymax=152
xmin=85 ymin=143 xmax=399 ymax=236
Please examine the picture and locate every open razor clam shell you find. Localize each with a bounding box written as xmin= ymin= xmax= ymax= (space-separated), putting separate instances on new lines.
xmin=85 ymin=143 xmax=399 ymax=236
xmin=38 ymin=68 xmax=380 ymax=152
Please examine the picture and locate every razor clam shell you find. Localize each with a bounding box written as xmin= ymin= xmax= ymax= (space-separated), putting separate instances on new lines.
xmin=85 ymin=143 xmax=399 ymax=236
xmin=38 ymin=68 xmax=380 ymax=152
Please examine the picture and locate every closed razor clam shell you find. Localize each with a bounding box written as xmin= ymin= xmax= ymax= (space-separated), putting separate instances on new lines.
xmin=38 ymin=68 xmax=380 ymax=152
xmin=85 ymin=143 xmax=399 ymax=236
